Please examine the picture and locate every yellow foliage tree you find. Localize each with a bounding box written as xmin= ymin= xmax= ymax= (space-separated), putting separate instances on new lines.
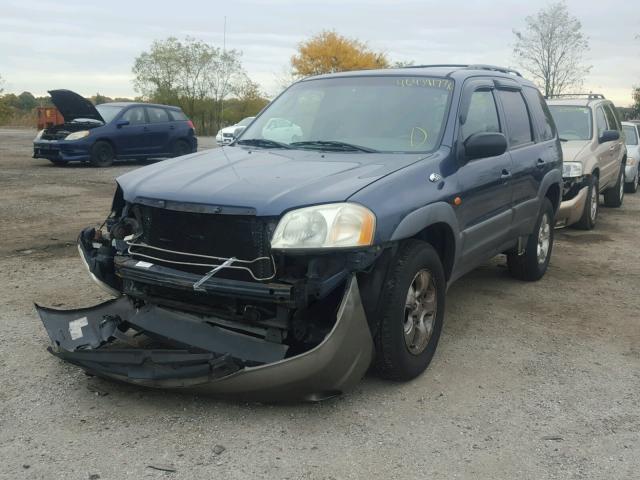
xmin=291 ymin=31 xmax=389 ymax=76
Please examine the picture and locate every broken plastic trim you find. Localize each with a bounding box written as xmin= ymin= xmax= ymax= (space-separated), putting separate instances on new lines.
xmin=126 ymin=240 xmax=277 ymax=281
xmin=35 ymin=276 xmax=374 ymax=402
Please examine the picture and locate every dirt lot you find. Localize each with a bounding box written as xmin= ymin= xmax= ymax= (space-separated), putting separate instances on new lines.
xmin=0 ymin=127 xmax=638 ymax=479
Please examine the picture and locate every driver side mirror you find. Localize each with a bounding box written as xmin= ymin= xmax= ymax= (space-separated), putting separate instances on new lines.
xmin=116 ymin=119 xmax=130 ymax=128
xmin=599 ymin=129 xmax=620 ymax=143
xmin=464 ymin=132 xmax=508 ymax=159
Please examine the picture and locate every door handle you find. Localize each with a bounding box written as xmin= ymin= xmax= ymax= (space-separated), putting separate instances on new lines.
xmin=169 ymin=125 xmax=175 ymax=130
xmin=536 ymin=158 xmax=545 ymax=169
xmin=501 ymin=169 xmax=512 ymax=179
xmin=609 ymin=145 xmax=615 ymax=151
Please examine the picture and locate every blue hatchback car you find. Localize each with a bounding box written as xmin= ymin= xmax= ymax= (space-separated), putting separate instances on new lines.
xmin=33 ymin=90 xmax=197 ymax=167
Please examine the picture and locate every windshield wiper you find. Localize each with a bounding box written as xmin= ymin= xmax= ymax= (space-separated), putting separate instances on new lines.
xmin=236 ymin=138 xmax=292 ymax=149
xmin=290 ymin=140 xmax=379 ymax=153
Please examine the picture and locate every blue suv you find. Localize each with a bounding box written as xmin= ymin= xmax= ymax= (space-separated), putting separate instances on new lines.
xmin=33 ymin=90 xmax=197 ymax=167
xmin=37 ymin=65 xmax=562 ymax=401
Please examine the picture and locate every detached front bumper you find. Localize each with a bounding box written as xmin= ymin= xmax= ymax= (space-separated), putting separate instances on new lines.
xmin=36 ymin=276 xmax=374 ymax=402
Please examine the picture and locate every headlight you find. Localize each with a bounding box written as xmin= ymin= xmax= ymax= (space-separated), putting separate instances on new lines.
xmin=65 ymin=130 xmax=90 ymax=141
xmin=271 ymin=203 xmax=376 ymax=249
xmin=34 ymin=129 xmax=44 ymax=140
xmin=562 ymin=162 xmax=583 ymax=178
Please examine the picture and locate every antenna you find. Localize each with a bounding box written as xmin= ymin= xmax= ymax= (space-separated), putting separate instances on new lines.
xmin=220 ymin=16 xmax=227 ymax=130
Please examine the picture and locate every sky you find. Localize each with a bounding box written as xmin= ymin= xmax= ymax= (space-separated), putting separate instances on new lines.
xmin=0 ymin=0 xmax=638 ymax=106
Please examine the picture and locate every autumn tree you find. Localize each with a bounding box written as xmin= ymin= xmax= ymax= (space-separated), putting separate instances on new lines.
xmin=513 ymin=2 xmax=591 ymax=97
xmin=291 ymin=31 xmax=389 ymax=77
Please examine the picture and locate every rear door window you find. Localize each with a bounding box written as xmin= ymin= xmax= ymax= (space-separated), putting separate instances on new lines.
xmin=122 ymin=107 xmax=147 ymax=125
xmin=497 ymin=90 xmax=533 ymax=147
xmin=147 ymin=107 xmax=170 ymax=123
xmin=461 ymin=89 xmax=501 ymax=142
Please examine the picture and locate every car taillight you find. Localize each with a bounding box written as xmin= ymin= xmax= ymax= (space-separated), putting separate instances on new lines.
xmin=187 ymin=120 xmax=195 ymax=132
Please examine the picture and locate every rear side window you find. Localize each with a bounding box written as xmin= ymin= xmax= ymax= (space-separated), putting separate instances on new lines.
xmin=522 ymin=87 xmax=555 ymax=141
xmin=603 ymin=104 xmax=620 ymax=131
xmin=595 ymin=107 xmax=608 ymax=137
xmin=122 ymin=107 xmax=146 ymax=125
xmin=169 ymin=110 xmax=188 ymax=121
xmin=147 ymin=107 xmax=170 ymax=123
xmin=497 ymin=90 xmax=533 ymax=147
xmin=461 ymin=90 xmax=501 ymax=142
xmin=623 ymin=125 xmax=638 ymax=145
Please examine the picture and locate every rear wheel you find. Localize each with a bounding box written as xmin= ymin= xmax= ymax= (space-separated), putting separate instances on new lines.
xmin=374 ymin=240 xmax=446 ymax=381
xmin=172 ymin=139 xmax=191 ymax=157
xmin=507 ymin=198 xmax=554 ymax=281
xmin=573 ymin=175 xmax=598 ymax=230
xmin=90 ymin=141 xmax=115 ymax=167
xmin=624 ymin=168 xmax=639 ymax=194
xmin=603 ymin=166 xmax=625 ymax=207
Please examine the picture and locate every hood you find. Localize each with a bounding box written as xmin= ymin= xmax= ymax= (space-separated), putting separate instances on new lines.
xmin=117 ymin=147 xmax=427 ymax=216
xmin=219 ymin=125 xmax=244 ymax=135
xmin=560 ymin=140 xmax=590 ymax=163
xmin=48 ymin=89 xmax=104 ymax=123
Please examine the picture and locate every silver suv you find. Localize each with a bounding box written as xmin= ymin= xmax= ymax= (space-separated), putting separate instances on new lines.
xmin=548 ymin=94 xmax=626 ymax=229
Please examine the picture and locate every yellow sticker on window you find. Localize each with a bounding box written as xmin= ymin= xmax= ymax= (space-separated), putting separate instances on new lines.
xmin=410 ymin=127 xmax=428 ymax=147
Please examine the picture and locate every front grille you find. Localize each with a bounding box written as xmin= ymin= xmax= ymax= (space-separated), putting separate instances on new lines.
xmin=131 ymin=204 xmax=278 ymax=281
xmin=42 ymin=131 xmax=69 ymax=140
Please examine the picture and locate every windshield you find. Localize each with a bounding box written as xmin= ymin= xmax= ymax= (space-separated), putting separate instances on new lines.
xmin=623 ymin=125 xmax=638 ymax=145
xmin=238 ymin=76 xmax=454 ymax=153
xmin=237 ymin=116 xmax=255 ymax=127
xmin=96 ymin=105 xmax=124 ymax=123
xmin=548 ymin=105 xmax=592 ymax=140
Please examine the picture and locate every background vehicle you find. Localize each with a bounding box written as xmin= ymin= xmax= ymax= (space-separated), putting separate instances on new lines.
xmin=215 ymin=116 xmax=255 ymax=145
xmin=37 ymin=65 xmax=562 ymax=401
xmin=548 ymin=94 xmax=626 ymax=229
xmin=622 ymin=121 xmax=640 ymax=193
xmin=33 ymin=90 xmax=197 ymax=167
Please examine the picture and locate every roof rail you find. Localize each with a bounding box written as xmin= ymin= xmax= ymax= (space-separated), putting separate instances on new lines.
xmin=547 ymin=93 xmax=605 ymax=100
xmin=400 ymin=64 xmax=522 ymax=77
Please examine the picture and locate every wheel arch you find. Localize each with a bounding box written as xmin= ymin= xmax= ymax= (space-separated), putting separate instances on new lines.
xmin=389 ymin=202 xmax=460 ymax=282
xmin=92 ymin=137 xmax=118 ymax=157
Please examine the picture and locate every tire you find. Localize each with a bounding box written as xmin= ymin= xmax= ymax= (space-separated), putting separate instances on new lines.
xmin=172 ymin=139 xmax=191 ymax=157
xmin=89 ymin=141 xmax=115 ymax=167
xmin=507 ymin=198 xmax=554 ymax=281
xmin=374 ymin=240 xmax=446 ymax=381
xmin=603 ymin=166 xmax=625 ymax=207
xmin=624 ymin=168 xmax=639 ymax=194
xmin=573 ymin=175 xmax=598 ymax=230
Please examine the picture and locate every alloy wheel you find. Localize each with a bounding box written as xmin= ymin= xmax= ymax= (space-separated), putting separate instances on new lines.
xmin=537 ymin=213 xmax=551 ymax=265
xmin=404 ymin=269 xmax=437 ymax=355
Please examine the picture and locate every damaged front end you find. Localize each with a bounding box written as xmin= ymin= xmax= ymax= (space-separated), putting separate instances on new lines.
xmin=37 ymin=188 xmax=379 ymax=401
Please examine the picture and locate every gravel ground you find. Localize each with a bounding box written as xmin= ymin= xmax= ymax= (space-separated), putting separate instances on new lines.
xmin=0 ymin=128 xmax=638 ymax=480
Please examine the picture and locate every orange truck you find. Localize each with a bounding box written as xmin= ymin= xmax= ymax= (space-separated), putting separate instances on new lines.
xmin=36 ymin=107 xmax=64 ymax=130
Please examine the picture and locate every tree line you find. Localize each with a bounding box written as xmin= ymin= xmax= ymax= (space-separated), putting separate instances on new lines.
xmin=1 ymin=3 xmax=639 ymax=131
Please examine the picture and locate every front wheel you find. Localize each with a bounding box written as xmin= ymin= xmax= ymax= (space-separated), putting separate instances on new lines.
xmin=603 ymin=166 xmax=625 ymax=207
xmin=90 ymin=141 xmax=115 ymax=167
xmin=507 ymin=198 xmax=554 ymax=281
xmin=374 ymin=240 xmax=446 ymax=381
xmin=624 ymin=168 xmax=639 ymax=194
xmin=573 ymin=175 xmax=598 ymax=230
xmin=172 ymin=139 xmax=191 ymax=157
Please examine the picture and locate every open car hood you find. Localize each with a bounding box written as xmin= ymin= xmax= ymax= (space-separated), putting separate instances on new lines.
xmin=48 ymin=89 xmax=104 ymax=123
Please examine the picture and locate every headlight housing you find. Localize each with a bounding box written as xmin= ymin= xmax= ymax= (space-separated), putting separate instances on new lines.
xmin=65 ymin=130 xmax=90 ymax=141
xmin=34 ymin=129 xmax=44 ymax=140
xmin=562 ymin=161 xmax=583 ymax=178
xmin=271 ymin=203 xmax=376 ymax=249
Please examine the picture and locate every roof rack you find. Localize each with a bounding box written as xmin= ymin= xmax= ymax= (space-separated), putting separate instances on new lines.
xmin=547 ymin=93 xmax=605 ymax=100
xmin=401 ymin=64 xmax=522 ymax=77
